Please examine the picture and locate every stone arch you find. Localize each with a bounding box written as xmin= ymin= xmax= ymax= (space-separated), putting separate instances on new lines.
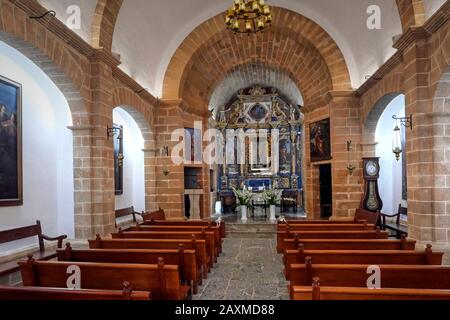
xmin=112 ymin=87 xmax=157 ymax=212
xmin=0 ymin=32 xmax=91 ymax=238
xmin=91 ymin=0 xmax=124 ymax=51
xmin=175 ymin=27 xmax=336 ymax=114
xmin=163 ymin=6 xmax=351 ymax=109
xmin=396 ymin=0 xmax=426 ymax=31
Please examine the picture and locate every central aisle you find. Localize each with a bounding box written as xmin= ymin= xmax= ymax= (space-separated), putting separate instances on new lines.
xmin=194 ymin=238 xmax=289 ymax=300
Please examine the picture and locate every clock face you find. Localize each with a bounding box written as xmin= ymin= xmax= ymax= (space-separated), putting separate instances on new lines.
xmin=366 ymin=161 xmax=378 ymax=176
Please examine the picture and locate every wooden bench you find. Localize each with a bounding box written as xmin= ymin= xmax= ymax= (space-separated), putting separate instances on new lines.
xmin=58 ymin=243 xmax=200 ymax=294
xmin=128 ymin=224 xmax=222 ymax=256
xmin=283 ymin=244 xmax=443 ymax=280
xmin=278 ymin=223 xmax=376 ymax=232
xmin=291 ymin=278 xmax=450 ymax=300
xmin=289 ymin=261 xmax=450 ymax=290
xmin=0 ymin=283 xmax=151 ymax=300
xmin=281 ymin=209 xmax=380 ymax=225
xmin=113 ymin=230 xmax=217 ymax=267
xmin=277 ymin=229 xmax=390 ymax=253
xmin=281 ymin=237 xmax=416 ymax=252
xmin=0 ymin=221 xmax=67 ymax=276
xmin=115 ymin=206 xmax=142 ymax=227
xmin=144 ymin=219 xmax=226 ymax=241
xmin=381 ymin=204 xmax=408 ymax=239
xmin=141 ymin=208 xmax=166 ymax=221
xmin=19 ymin=256 xmax=191 ymax=300
xmin=89 ymin=236 xmax=209 ymax=279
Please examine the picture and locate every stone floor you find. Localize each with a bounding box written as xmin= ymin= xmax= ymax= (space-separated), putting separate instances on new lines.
xmin=194 ymin=238 xmax=289 ymax=300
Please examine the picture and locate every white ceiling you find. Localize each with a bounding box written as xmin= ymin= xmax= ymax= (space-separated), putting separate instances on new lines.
xmin=37 ymin=0 xmax=446 ymax=99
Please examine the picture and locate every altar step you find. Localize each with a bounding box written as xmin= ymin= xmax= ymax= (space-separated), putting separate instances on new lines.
xmin=226 ymin=223 xmax=277 ymax=239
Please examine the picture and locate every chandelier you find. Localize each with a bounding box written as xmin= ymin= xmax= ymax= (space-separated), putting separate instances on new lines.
xmin=225 ymin=0 xmax=272 ymax=34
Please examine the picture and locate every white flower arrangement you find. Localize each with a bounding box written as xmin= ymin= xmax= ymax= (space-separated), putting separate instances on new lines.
xmin=232 ymin=186 xmax=253 ymax=207
xmin=262 ymin=188 xmax=283 ymax=206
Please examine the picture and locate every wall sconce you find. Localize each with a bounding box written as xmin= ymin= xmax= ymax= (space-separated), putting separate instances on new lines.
xmin=346 ymin=140 xmax=356 ymax=175
xmin=163 ymin=168 xmax=170 ymax=176
xmin=392 ymin=124 xmax=402 ymax=161
xmin=107 ymin=125 xmax=122 ymax=140
xmin=393 ymin=114 xmax=413 ymax=130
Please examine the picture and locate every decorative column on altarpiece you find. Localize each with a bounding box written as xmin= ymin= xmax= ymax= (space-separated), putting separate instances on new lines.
xmin=270 ymin=120 xmax=280 ymax=189
xmin=216 ymin=120 xmax=228 ymax=190
xmin=236 ymin=125 xmax=246 ymax=188
xmin=289 ymin=120 xmax=301 ymax=190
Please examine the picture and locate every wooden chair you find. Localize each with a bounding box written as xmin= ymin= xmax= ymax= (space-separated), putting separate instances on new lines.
xmin=380 ymin=204 xmax=408 ymax=239
xmin=115 ymin=206 xmax=142 ymax=227
xmin=0 ymin=283 xmax=151 ymax=300
xmin=0 ymin=221 xmax=67 ymax=276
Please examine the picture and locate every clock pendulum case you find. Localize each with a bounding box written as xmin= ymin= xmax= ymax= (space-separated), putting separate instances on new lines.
xmin=361 ymin=157 xmax=383 ymax=212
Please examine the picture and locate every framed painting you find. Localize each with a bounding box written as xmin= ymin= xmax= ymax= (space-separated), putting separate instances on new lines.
xmin=0 ymin=75 xmax=23 ymax=207
xmin=113 ymin=124 xmax=124 ymax=196
xmin=309 ymin=118 xmax=331 ymax=163
xmin=279 ymin=136 xmax=292 ymax=174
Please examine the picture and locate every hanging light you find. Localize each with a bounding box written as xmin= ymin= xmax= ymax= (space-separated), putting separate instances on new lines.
xmin=225 ymin=0 xmax=272 ymax=34
xmin=392 ymin=122 xmax=402 ymax=161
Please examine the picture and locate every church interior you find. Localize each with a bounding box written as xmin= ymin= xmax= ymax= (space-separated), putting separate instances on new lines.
xmin=0 ymin=0 xmax=450 ymax=301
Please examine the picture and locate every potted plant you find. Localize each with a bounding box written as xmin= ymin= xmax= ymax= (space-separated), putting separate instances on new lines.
xmin=232 ymin=186 xmax=252 ymax=223
xmin=262 ymin=188 xmax=282 ymax=223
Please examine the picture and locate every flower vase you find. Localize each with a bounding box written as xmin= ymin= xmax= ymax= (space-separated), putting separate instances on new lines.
xmin=270 ymin=205 xmax=277 ymax=223
xmin=241 ymin=206 xmax=248 ymax=223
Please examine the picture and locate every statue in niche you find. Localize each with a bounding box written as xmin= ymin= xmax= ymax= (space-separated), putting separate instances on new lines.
xmin=271 ymin=100 xmax=286 ymax=122
xmin=290 ymin=105 xmax=297 ymax=122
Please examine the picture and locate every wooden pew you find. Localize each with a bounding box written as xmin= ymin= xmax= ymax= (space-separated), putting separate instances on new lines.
xmin=289 ymin=260 xmax=450 ymax=290
xmin=291 ymin=278 xmax=450 ymax=300
xmin=19 ymin=256 xmax=191 ymax=300
xmin=0 ymin=283 xmax=151 ymax=300
xmin=144 ymin=219 xmax=226 ymax=240
xmin=57 ymin=243 xmax=201 ymax=294
xmin=283 ymin=244 xmax=443 ymax=280
xmin=112 ymin=230 xmax=216 ymax=267
xmin=281 ymin=237 xmax=416 ymax=252
xmin=141 ymin=208 xmax=166 ymax=221
xmin=127 ymin=224 xmax=222 ymax=257
xmin=0 ymin=220 xmax=67 ymax=276
xmin=277 ymin=229 xmax=390 ymax=253
xmin=115 ymin=206 xmax=142 ymax=227
xmin=88 ymin=236 xmax=210 ymax=278
xmin=281 ymin=208 xmax=380 ymax=225
xmin=278 ymin=223 xmax=376 ymax=232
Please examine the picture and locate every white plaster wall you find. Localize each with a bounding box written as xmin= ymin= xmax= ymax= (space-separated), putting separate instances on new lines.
xmin=375 ymin=95 xmax=407 ymax=215
xmin=0 ymin=42 xmax=74 ymax=255
xmin=113 ymin=108 xmax=145 ymax=215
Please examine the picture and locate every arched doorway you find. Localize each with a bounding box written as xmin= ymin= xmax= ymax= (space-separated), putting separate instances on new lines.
xmin=375 ymin=94 xmax=407 ymax=215
xmin=0 ymin=41 xmax=74 ymax=251
xmin=112 ymin=106 xmax=147 ymax=225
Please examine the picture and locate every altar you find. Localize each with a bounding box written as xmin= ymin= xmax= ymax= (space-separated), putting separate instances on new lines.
xmin=214 ymin=85 xmax=304 ymax=213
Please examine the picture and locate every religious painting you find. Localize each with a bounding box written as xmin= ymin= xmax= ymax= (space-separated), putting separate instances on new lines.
xmin=185 ymin=128 xmax=201 ymax=163
xmin=113 ymin=124 xmax=124 ymax=196
xmin=279 ymin=136 xmax=292 ymax=174
xmin=248 ymin=132 xmax=271 ymax=173
xmin=309 ymin=119 xmax=331 ymax=163
xmin=0 ymin=75 xmax=22 ymax=207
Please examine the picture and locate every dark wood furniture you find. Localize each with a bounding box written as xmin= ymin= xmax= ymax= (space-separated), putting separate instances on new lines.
xmin=19 ymin=256 xmax=191 ymax=300
xmin=57 ymin=243 xmax=200 ymax=294
xmin=219 ymin=191 xmax=236 ymax=214
xmin=115 ymin=206 xmax=142 ymax=226
xmin=281 ymin=190 xmax=298 ymax=213
xmin=381 ymin=204 xmax=408 ymax=239
xmin=278 ymin=223 xmax=376 ymax=232
xmin=0 ymin=221 xmax=67 ymax=276
xmin=0 ymin=283 xmax=152 ymax=300
xmin=143 ymin=219 xmax=226 ymax=240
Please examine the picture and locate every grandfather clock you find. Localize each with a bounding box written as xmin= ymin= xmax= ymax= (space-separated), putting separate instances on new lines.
xmin=361 ymin=157 xmax=383 ymax=212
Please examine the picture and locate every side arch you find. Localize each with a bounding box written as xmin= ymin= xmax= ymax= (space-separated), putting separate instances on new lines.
xmin=91 ymin=0 xmax=124 ymax=51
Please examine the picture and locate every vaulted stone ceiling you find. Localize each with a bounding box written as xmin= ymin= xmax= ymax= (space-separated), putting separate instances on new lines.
xmin=37 ymin=0 xmax=446 ymax=100
xmin=209 ymin=63 xmax=304 ymax=112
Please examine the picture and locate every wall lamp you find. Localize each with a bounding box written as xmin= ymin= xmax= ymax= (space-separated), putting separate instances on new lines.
xmin=392 ymin=114 xmax=413 ymax=130
xmin=107 ymin=125 xmax=122 ymax=140
xmin=392 ymin=115 xmax=412 ymax=162
xmin=346 ymin=140 xmax=356 ymax=175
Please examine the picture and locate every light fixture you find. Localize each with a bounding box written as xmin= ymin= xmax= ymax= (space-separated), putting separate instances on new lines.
xmin=392 ymin=123 xmax=403 ymax=161
xmin=346 ymin=141 xmax=356 ymax=175
xmin=393 ymin=114 xmax=413 ymax=130
xmin=225 ymin=0 xmax=272 ymax=35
